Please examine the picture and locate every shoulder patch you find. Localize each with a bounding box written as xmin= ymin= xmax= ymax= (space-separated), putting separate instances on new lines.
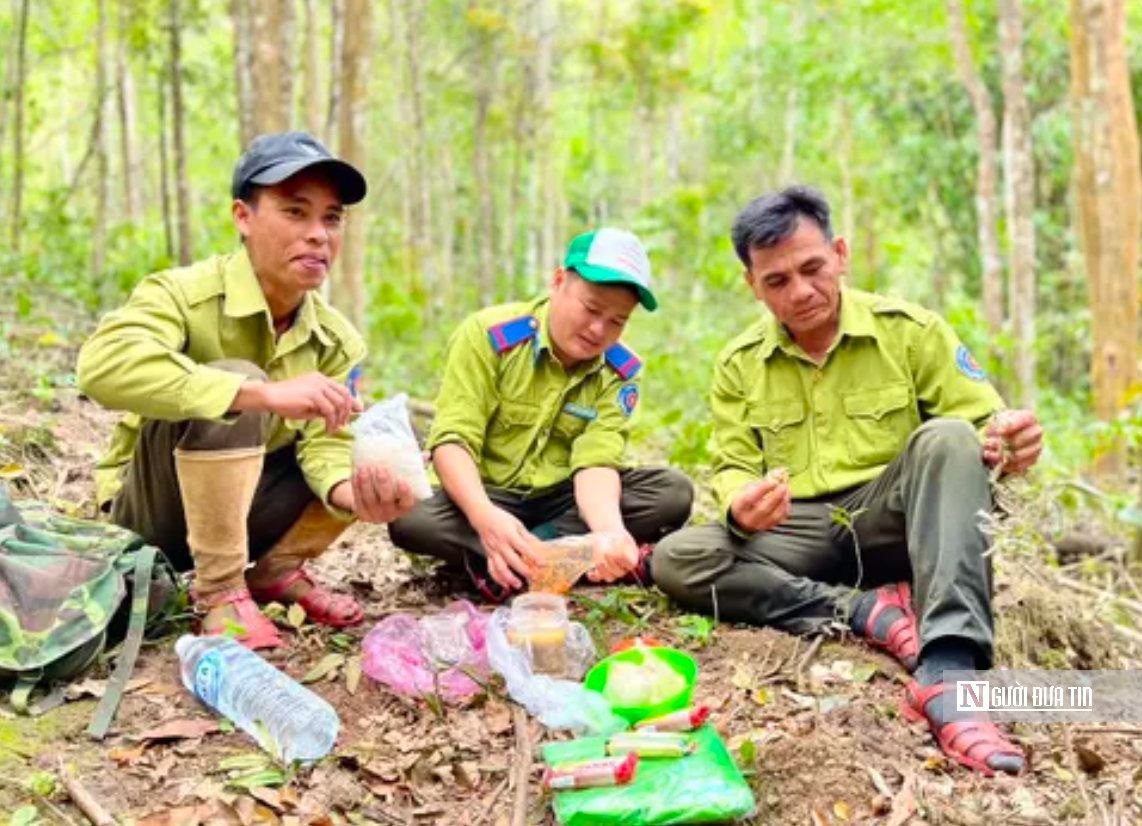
xmin=955 ymin=344 xmax=987 ymax=381
xmin=487 ymin=314 xmax=539 ymax=354
xmin=605 ymin=342 xmax=642 ymax=380
xmin=617 ymin=383 xmax=639 ymax=417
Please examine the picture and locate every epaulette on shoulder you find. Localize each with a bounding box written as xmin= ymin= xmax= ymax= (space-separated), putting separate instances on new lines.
xmin=487 ymin=314 xmax=539 ymax=354
xmin=717 ymin=324 xmax=766 ymax=365
xmin=605 ymin=342 xmax=642 ymax=380
xmin=870 ymin=296 xmax=932 ymax=326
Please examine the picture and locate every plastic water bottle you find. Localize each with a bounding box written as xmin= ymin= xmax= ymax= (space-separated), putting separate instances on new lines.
xmin=175 ymin=635 xmax=339 ymax=762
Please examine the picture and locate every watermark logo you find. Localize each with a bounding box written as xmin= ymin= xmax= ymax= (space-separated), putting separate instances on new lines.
xmin=943 ymin=670 xmax=1138 ymax=723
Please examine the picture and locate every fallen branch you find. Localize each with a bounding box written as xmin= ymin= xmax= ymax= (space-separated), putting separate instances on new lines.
xmin=510 ymin=705 xmax=532 ymax=826
xmin=795 ymin=635 xmax=824 ymax=691
xmin=1051 ymin=571 xmax=1142 ymax=617
xmin=57 ymin=759 xmax=117 ymax=826
xmin=473 ymin=778 xmax=510 ymax=826
xmin=1063 ymin=724 xmax=1093 ymax=821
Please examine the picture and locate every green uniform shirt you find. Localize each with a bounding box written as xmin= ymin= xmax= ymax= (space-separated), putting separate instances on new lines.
xmin=427 ymin=298 xmax=641 ymax=493
xmin=77 ymin=249 xmax=366 ymax=510
xmin=711 ymin=288 xmax=1004 ymax=520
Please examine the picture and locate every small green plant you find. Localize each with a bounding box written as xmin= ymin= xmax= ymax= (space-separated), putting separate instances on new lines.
xmin=673 ymin=614 xmax=715 ymax=648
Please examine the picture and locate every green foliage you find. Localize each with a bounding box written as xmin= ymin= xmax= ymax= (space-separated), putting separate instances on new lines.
xmin=0 ymin=0 xmax=1134 ymax=511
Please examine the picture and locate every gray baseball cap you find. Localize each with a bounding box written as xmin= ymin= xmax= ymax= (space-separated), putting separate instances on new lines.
xmin=231 ymin=131 xmax=367 ymax=205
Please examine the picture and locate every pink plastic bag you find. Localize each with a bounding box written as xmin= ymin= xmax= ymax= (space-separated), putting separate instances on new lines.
xmin=361 ymin=600 xmax=490 ymax=704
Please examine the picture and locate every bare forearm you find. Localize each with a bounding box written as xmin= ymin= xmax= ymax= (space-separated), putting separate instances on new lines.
xmin=573 ymin=467 xmax=624 ymax=533
xmin=433 ymin=443 xmax=494 ymax=525
xmin=229 ymin=380 xmax=268 ymax=414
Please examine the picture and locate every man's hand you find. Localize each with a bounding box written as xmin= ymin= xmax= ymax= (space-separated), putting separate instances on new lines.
xmin=330 ymin=466 xmax=416 ymax=524
xmin=588 ymin=529 xmax=640 ymax=583
xmin=982 ymin=409 xmax=1043 ymax=475
xmin=237 ymin=373 xmax=363 ymax=434
xmin=730 ymin=477 xmax=791 ymax=534
xmin=472 ymin=505 xmax=546 ymax=590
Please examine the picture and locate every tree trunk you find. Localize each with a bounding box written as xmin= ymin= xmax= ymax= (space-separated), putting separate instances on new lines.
xmin=303 ymin=0 xmax=321 ymax=136
xmin=279 ymin=0 xmax=297 ymax=128
xmin=331 ymin=0 xmax=372 ymax=330
xmin=9 ymin=0 xmax=30 ymax=253
xmin=945 ymin=0 xmax=1004 ymax=347
xmin=470 ymin=4 xmax=498 ymax=303
xmin=117 ymin=0 xmax=141 ymax=222
xmin=1070 ymin=0 xmax=1141 ymax=484
xmin=170 ymin=0 xmax=193 ymax=264
xmin=231 ymin=0 xmax=255 ymax=148
xmin=157 ymin=70 xmax=174 ymax=261
xmin=326 ymin=0 xmax=344 ymax=144
xmin=998 ymin=0 xmax=1036 ymax=407
xmin=837 ymin=96 xmax=854 ymax=245
xmin=251 ymin=0 xmax=287 ymax=134
xmin=93 ymin=0 xmax=109 ymax=278
xmin=402 ymin=0 xmax=434 ymax=308
xmin=0 ymin=0 xmax=19 ymax=226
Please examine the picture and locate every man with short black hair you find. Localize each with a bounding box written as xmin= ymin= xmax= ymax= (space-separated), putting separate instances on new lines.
xmin=78 ymin=131 xmax=414 ymax=650
xmin=389 ymin=229 xmax=694 ymax=600
xmin=653 ymin=185 xmax=1043 ymax=776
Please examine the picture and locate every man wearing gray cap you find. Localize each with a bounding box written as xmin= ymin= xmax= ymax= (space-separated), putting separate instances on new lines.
xmin=78 ymin=131 xmax=414 ymax=650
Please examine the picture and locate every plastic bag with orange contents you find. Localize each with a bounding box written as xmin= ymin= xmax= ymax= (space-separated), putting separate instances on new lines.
xmin=528 ymin=535 xmax=597 ymax=594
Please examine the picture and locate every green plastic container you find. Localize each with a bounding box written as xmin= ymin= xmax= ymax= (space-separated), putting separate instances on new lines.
xmin=583 ymin=646 xmax=697 ymax=724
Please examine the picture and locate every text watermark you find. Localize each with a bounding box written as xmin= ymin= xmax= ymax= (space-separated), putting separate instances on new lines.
xmin=942 ymin=670 xmax=1142 ymax=723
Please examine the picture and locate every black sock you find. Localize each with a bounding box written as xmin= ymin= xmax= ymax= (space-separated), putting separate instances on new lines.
xmin=848 ymin=589 xmax=905 ymax=642
xmin=915 ymin=636 xmax=978 ymax=688
xmin=913 ymin=637 xmax=1023 ymax=774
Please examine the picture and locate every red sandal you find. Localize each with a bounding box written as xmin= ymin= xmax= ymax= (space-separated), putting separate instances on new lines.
xmin=863 ymin=582 xmax=919 ymax=672
xmin=194 ymin=587 xmax=283 ymax=650
xmin=248 ymin=567 xmax=364 ymax=628
xmin=902 ymin=680 xmax=1026 ymax=777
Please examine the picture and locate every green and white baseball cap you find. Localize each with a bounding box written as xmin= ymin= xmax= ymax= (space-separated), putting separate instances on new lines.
xmin=563 ymin=228 xmax=657 ymax=312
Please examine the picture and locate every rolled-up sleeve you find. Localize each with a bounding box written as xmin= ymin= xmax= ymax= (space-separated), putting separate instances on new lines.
xmin=710 ymin=353 xmax=764 ymax=522
xmin=295 ymin=332 xmax=367 ymax=516
xmin=77 ymin=274 xmax=246 ymax=421
xmin=570 ymin=371 xmax=635 ymax=472
xmin=426 ymin=317 xmax=498 ymax=461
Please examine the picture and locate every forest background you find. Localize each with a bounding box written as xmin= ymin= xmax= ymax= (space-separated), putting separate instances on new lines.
xmin=1 ymin=0 xmax=1141 ymax=530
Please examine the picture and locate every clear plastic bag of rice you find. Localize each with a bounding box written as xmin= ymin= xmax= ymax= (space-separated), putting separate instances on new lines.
xmin=351 ymin=393 xmax=433 ymax=501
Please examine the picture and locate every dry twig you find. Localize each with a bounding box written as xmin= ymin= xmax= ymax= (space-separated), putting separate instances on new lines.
xmin=1063 ymin=724 xmax=1093 ymax=821
xmin=510 ymin=705 xmax=532 ymax=826
xmin=57 ymin=759 xmax=117 ymax=826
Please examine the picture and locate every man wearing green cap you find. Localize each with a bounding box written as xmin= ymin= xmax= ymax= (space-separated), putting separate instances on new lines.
xmin=78 ymin=131 xmax=415 ymax=650
xmin=389 ymin=228 xmax=694 ymax=600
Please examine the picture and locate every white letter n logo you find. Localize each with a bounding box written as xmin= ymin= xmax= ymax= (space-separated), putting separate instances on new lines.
xmin=957 ymin=681 xmax=989 ymax=711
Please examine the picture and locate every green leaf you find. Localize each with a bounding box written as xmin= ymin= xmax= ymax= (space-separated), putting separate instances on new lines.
xmin=739 ymin=738 xmax=756 ymax=765
xmin=225 ymin=768 xmax=288 ymax=789
xmin=287 ymin=603 xmax=307 ymax=629
xmin=345 ymin=655 xmax=363 ymax=696
xmin=300 ymin=653 xmax=345 ymax=684
xmin=219 ymin=753 xmax=271 ymax=772
xmin=16 ymin=292 xmax=32 ymax=318
xmin=11 ymin=806 xmax=40 ymax=826
xmin=850 ymin=664 xmax=878 ymax=683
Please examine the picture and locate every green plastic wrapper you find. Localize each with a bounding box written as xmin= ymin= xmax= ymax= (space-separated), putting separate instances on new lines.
xmin=542 ymin=725 xmax=756 ymax=825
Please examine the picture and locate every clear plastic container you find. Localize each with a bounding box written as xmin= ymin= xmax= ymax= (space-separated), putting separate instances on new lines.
xmin=506 ymin=593 xmax=570 ymax=677
xmin=175 ymin=635 xmax=340 ymax=763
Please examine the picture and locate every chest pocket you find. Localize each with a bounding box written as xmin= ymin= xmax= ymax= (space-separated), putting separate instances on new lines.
xmin=748 ymin=399 xmax=809 ymax=475
xmin=491 ymin=401 xmax=540 ymax=432
xmin=842 ymin=383 xmax=913 ymax=467
xmin=554 ymin=408 xmax=591 ymax=441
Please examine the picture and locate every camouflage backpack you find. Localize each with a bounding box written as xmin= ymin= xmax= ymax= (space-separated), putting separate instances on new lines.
xmin=0 ymin=483 xmax=180 ymax=734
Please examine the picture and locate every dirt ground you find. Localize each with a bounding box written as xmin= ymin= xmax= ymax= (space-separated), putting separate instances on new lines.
xmin=2 ymin=296 xmax=1141 ymax=826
